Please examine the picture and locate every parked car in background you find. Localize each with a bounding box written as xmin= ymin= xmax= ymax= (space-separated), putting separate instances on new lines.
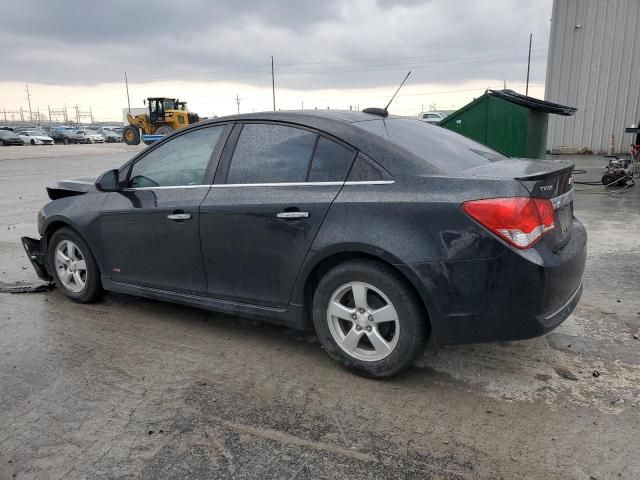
xmin=418 ymin=111 xmax=448 ymax=124
xmin=0 ymin=126 xmax=16 ymax=132
xmin=49 ymin=127 xmax=86 ymax=144
xmin=21 ymin=110 xmax=586 ymax=378
xmin=0 ymin=129 xmax=24 ymax=145
xmin=97 ymin=127 xmax=122 ymax=143
xmin=76 ymin=130 xmax=105 ymax=144
xmin=17 ymin=130 xmax=54 ymax=145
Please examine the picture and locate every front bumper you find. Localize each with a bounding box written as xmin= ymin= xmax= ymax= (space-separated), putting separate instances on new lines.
xmin=21 ymin=237 xmax=51 ymax=281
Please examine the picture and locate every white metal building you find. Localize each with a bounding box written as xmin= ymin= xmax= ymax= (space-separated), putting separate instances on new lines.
xmin=545 ymin=0 xmax=640 ymax=154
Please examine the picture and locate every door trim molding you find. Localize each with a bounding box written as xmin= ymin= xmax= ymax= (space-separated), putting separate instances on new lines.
xmin=123 ymin=180 xmax=395 ymax=191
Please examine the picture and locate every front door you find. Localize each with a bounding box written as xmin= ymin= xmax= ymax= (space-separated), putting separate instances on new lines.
xmin=98 ymin=124 xmax=228 ymax=293
xmin=199 ymin=123 xmax=356 ymax=308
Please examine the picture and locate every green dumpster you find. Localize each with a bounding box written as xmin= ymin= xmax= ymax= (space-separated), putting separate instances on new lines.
xmin=438 ymin=89 xmax=576 ymax=159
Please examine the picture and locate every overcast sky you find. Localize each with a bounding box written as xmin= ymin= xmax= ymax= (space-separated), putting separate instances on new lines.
xmin=0 ymin=0 xmax=553 ymax=121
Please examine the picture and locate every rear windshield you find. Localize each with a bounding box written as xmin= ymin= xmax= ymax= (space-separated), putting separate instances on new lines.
xmin=355 ymin=118 xmax=505 ymax=174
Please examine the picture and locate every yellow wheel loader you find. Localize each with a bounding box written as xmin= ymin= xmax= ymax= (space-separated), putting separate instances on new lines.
xmin=122 ymin=97 xmax=200 ymax=145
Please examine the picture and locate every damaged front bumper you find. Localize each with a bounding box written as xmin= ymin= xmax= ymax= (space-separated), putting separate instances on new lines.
xmin=21 ymin=236 xmax=52 ymax=281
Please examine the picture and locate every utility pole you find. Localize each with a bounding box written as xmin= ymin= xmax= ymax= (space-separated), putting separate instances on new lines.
xmin=48 ymin=105 xmax=52 ymax=124
xmin=271 ymin=55 xmax=276 ymax=111
xmin=301 ymin=100 xmax=304 ymax=110
xmin=25 ymin=84 xmax=33 ymax=122
xmin=19 ymin=107 xmax=24 ymax=123
xmin=503 ymin=80 xmax=507 ymax=90
xmin=74 ymin=104 xmax=80 ymax=125
xmin=124 ymin=71 xmax=131 ymax=114
xmin=526 ymin=33 xmax=532 ymax=96
xmin=2 ymin=108 xmax=6 ymax=122
xmin=235 ymin=94 xmax=241 ymax=115
xmin=89 ymin=107 xmax=94 ymax=124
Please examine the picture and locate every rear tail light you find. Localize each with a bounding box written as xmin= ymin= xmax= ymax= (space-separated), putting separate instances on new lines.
xmin=462 ymin=197 xmax=555 ymax=249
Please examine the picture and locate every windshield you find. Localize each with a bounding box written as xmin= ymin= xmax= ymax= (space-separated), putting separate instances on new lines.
xmin=355 ymin=117 xmax=505 ymax=174
xmin=28 ymin=130 xmax=46 ymax=135
xmin=85 ymin=130 xmax=99 ymax=134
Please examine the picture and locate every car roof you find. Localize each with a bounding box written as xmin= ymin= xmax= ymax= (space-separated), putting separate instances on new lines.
xmin=197 ymin=110 xmax=444 ymax=176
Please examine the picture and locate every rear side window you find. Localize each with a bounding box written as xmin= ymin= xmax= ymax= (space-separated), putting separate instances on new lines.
xmin=227 ymin=124 xmax=317 ymax=184
xmin=308 ymin=137 xmax=355 ymax=182
xmin=346 ymin=153 xmax=392 ymax=182
xmin=356 ymin=118 xmax=505 ymax=174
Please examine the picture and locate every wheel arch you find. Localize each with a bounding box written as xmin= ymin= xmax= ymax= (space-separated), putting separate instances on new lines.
xmin=296 ymin=247 xmax=433 ymax=333
xmin=42 ymin=219 xmax=98 ymax=268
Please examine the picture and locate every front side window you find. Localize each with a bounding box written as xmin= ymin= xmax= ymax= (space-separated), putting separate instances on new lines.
xmin=129 ymin=126 xmax=223 ymax=188
xmin=227 ymin=124 xmax=317 ymax=184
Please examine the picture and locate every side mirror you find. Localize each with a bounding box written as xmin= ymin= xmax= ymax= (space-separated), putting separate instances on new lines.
xmin=95 ymin=169 xmax=120 ymax=192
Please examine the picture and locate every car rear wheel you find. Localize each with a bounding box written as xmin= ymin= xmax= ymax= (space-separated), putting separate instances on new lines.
xmin=30 ymin=139 xmax=36 ymax=145
xmin=63 ymin=137 xmax=70 ymax=145
xmin=312 ymin=259 xmax=428 ymax=378
xmin=47 ymin=227 xmax=104 ymax=303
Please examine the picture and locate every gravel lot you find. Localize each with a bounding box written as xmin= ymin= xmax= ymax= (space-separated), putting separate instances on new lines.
xmin=1 ymin=143 xmax=638 ymax=479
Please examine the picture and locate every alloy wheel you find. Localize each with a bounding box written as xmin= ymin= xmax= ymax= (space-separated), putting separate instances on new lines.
xmin=326 ymin=281 xmax=400 ymax=361
xmin=54 ymin=240 xmax=87 ymax=293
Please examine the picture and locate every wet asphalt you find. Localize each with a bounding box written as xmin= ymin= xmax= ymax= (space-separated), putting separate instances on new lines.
xmin=0 ymin=144 xmax=638 ymax=479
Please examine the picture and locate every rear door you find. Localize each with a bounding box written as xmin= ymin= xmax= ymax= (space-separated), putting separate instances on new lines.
xmin=199 ymin=122 xmax=356 ymax=308
xmin=97 ymin=124 xmax=230 ymax=293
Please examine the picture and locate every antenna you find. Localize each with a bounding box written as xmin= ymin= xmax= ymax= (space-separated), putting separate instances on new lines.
xmin=384 ymin=70 xmax=411 ymax=112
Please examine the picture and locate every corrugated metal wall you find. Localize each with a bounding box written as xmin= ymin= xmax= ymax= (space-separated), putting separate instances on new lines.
xmin=545 ymin=0 xmax=640 ymax=154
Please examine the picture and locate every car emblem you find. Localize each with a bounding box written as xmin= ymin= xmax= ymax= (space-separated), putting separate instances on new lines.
xmin=540 ymin=185 xmax=554 ymax=192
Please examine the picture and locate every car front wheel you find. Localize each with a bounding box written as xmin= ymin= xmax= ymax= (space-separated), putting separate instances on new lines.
xmin=312 ymin=259 xmax=428 ymax=378
xmin=47 ymin=227 xmax=104 ymax=303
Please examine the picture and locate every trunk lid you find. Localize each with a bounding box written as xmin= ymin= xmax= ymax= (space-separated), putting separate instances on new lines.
xmin=463 ymin=158 xmax=575 ymax=251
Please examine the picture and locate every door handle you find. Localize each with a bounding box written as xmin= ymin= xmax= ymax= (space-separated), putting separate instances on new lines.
xmin=276 ymin=211 xmax=309 ymax=219
xmin=167 ymin=213 xmax=192 ymax=221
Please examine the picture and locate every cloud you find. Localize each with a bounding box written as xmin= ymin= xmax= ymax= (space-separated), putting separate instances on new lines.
xmin=1 ymin=0 xmax=552 ymax=89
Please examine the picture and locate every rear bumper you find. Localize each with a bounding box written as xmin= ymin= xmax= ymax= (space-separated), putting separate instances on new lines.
xmin=21 ymin=236 xmax=51 ymax=281
xmin=401 ymin=219 xmax=587 ymax=345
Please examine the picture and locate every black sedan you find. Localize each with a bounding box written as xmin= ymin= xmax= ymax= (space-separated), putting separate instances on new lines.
xmin=22 ymin=110 xmax=586 ymax=377
xmin=0 ymin=129 xmax=25 ymax=146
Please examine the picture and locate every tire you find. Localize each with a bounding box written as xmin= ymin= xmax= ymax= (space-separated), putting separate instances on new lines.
xmin=155 ymin=125 xmax=174 ymax=135
xmin=31 ymin=139 xmax=36 ymax=145
xmin=47 ymin=227 xmax=104 ymax=303
xmin=63 ymin=137 xmax=70 ymax=145
xmin=312 ymin=259 xmax=428 ymax=378
xmin=123 ymin=125 xmax=140 ymax=145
